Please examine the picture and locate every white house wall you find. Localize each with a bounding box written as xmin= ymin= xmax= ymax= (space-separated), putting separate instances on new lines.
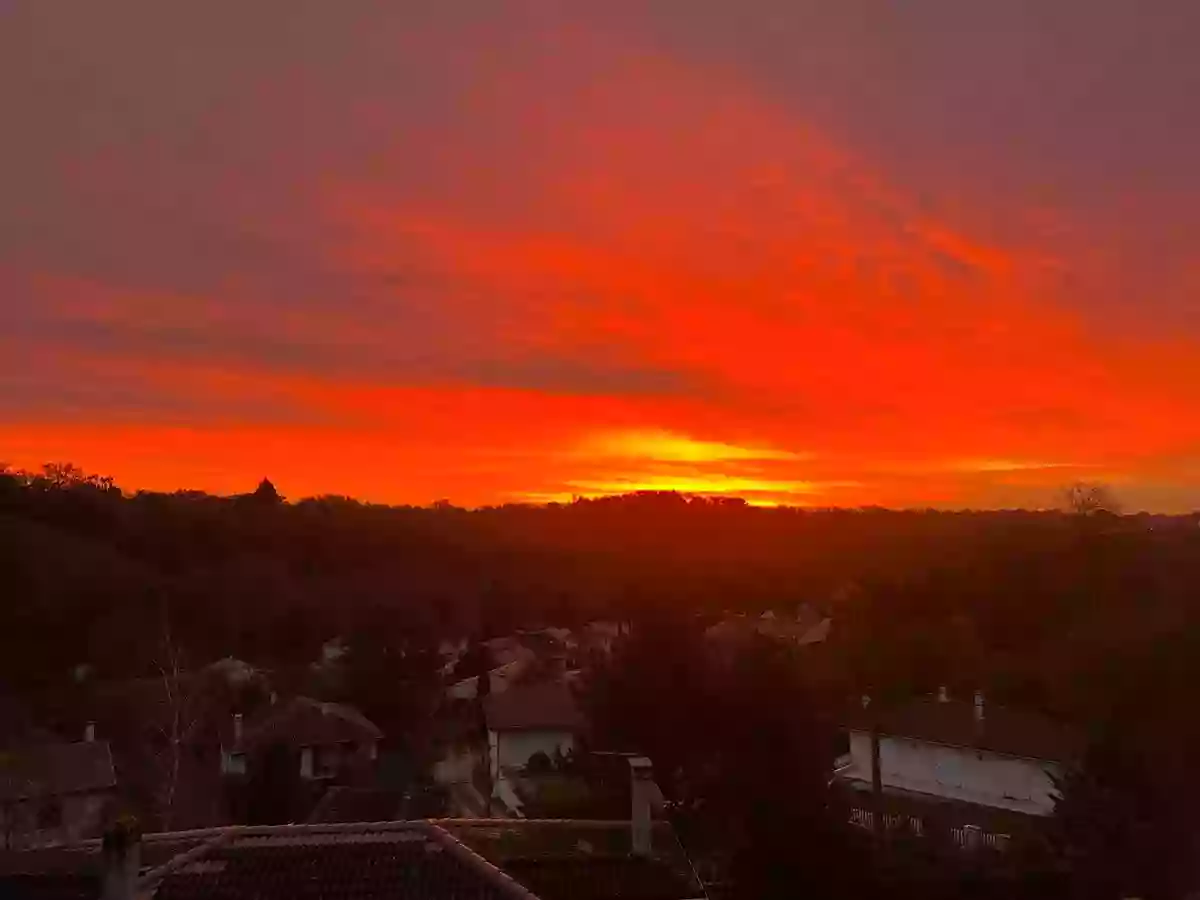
xmin=846 ymin=731 xmax=1060 ymax=816
xmin=488 ymin=729 xmax=576 ymax=780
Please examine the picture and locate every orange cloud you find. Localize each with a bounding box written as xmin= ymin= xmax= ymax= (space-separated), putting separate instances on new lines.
xmin=5 ymin=10 xmax=1200 ymax=512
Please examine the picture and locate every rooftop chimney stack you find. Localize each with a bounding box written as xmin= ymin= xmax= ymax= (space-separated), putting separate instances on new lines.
xmin=84 ymin=721 xmax=96 ymax=743
xmin=233 ymin=712 xmax=244 ymax=744
xmin=629 ymin=756 xmax=654 ymax=857
xmin=101 ymin=819 xmax=141 ymax=900
xmin=937 ymin=685 xmax=949 ymax=703
xmin=973 ymin=690 xmax=985 ymax=724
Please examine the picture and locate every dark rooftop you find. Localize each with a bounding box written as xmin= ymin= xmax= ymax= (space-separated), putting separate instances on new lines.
xmin=440 ymin=820 xmax=706 ymax=900
xmin=845 ymin=696 xmax=1081 ymax=762
xmin=0 ymin=817 xmax=707 ymax=900
xmin=0 ymin=740 xmax=116 ymax=802
xmin=239 ymin=696 xmax=383 ymax=750
xmin=151 ymin=827 xmax=516 ymax=900
xmin=482 ymin=683 xmax=586 ymax=733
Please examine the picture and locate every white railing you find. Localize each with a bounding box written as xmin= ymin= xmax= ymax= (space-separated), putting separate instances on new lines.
xmin=850 ymin=809 xmax=1006 ymax=851
xmin=849 ymin=809 xmax=924 ymax=836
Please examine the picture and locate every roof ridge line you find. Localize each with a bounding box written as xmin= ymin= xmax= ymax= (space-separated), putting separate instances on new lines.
xmin=426 ymin=823 xmax=542 ymax=900
xmin=429 ymin=818 xmax=634 ymax=826
xmin=140 ymin=829 xmax=235 ymax=888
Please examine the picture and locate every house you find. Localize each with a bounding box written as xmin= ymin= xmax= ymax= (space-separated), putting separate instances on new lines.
xmin=0 ymin=727 xmax=116 ymax=850
xmin=77 ymin=663 xmax=272 ymax=830
xmin=836 ymin=688 xmax=1081 ymax=850
xmin=483 ymin=681 xmax=586 ymax=786
xmin=221 ymin=696 xmax=383 ymax=785
xmin=703 ymin=606 xmax=831 ymax=654
xmin=0 ymin=757 xmax=707 ymax=900
xmin=446 ymin=657 xmax=534 ymax=702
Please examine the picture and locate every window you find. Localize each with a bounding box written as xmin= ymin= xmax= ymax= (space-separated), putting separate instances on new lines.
xmin=223 ymin=751 xmax=247 ymax=775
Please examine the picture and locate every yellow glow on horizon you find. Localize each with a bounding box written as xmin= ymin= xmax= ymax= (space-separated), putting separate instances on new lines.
xmin=952 ymin=459 xmax=1089 ymax=473
xmin=565 ymin=472 xmax=861 ymax=499
xmin=580 ymin=429 xmax=807 ymax=464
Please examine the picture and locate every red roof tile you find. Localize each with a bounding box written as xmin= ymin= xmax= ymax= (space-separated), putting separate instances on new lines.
xmin=150 ymin=826 xmax=518 ymax=900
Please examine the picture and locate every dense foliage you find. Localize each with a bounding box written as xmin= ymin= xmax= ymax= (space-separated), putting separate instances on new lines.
xmin=3 ymin=464 xmax=1200 ymax=896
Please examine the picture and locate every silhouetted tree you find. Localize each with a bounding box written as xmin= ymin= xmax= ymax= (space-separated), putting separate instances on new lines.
xmin=1063 ymin=482 xmax=1119 ymax=517
xmin=251 ymin=478 xmax=283 ymax=505
xmin=243 ymin=742 xmax=304 ymax=825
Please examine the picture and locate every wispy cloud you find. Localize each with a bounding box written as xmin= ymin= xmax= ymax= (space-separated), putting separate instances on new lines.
xmin=578 ymin=430 xmax=808 ymax=464
xmin=2 ymin=2 xmax=1199 ymax=510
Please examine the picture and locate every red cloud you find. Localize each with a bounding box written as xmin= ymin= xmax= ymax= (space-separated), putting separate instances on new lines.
xmin=6 ymin=10 xmax=1199 ymax=510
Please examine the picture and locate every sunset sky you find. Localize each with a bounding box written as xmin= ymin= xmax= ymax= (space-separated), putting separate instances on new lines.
xmin=3 ymin=2 xmax=1199 ymax=510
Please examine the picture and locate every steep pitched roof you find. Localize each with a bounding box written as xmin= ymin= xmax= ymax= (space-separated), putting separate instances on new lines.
xmin=440 ymin=819 xmax=707 ymax=900
xmin=846 ymin=697 xmax=1081 ymax=762
xmin=0 ymin=817 xmax=708 ymax=900
xmin=150 ymin=826 xmax=518 ymax=900
xmin=483 ymin=682 xmax=586 ymax=733
xmin=0 ymin=740 xmax=116 ymax=801
xmin=239 ymin=697 xmax=383 ymax=750
xmin=0 ymin=825 xmax=522 ymax=900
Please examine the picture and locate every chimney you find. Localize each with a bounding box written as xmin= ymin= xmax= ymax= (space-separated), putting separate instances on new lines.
xmin=860 ymin=694 xmax=871 ymax=709
xmin=233 ymin=712 xmax=244 ymax=744
xmin=628 ymin=756 xmax=654 ymax=857
xmin=84 ymin=721 xmax=96 ymax=743
xmin=937 ymin=685 xmax=949 ymax=703
xmin=101 ymin=819 xmax=141 ymax=900
xmin=973 ymin=691 xmax=985 ymax=724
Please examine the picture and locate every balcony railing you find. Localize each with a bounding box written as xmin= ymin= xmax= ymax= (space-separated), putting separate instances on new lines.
xmin=849 ymin=807 xmax=1009 ymax=852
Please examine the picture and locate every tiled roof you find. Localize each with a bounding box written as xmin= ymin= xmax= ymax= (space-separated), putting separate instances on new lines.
xmin=440 ymin=820 xmax=706 ymax=900
xmin=0 ymin=740 xmax=116 ymax=801
xmin=845 ymin=697 xmax=1081 ymax=762
xmin=0 ymin=818 xmax=708 ymax=900
xmin=151 ymin=826 xmax=517 ymax=900
xmin=239 ymin=697 xmax=383 ymax=750
xmin=483 ymin=683 xmax=586 ymax=733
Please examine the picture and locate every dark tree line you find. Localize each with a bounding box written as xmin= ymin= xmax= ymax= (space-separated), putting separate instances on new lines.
xmin=3 ymin=464 xmax=1200 ymax=895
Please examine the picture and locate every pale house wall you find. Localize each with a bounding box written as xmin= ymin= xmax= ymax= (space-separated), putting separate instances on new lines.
xmin=846 ymin=730 xmax=1060 ymax=816
xmin=488 ymin=729 xmax=576 ymax=780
